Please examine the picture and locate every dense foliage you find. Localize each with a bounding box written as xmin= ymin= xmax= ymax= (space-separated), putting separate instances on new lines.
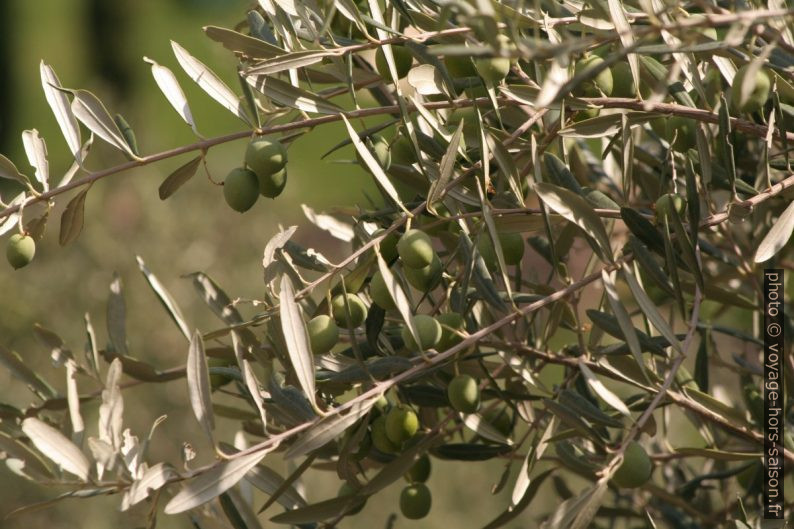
xmin=0 ymin=1 xmax=793 ymax=527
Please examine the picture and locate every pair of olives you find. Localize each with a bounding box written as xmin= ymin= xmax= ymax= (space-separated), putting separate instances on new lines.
xmin=6 ymin=233 xmax=35 ymax=270
xmin=305 ymin=293 xmax=368 ymax=354
xmin=443 ymin=34 xmax=513 ymax=85
xmin=223 ymin=137 xmax=287 ymax=212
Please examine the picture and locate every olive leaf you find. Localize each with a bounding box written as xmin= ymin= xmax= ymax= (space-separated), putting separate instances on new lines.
xmin=578 ymin=359 xmax=631 ymax=417
xmin=21 ymin=129 xmax=49 ymax=191
xmin=144 ymin=57 xmax=199 ymax=136
xmin=246 ymin=74 xmax=342 ymax=115
xmin=164 ymin=447 xmax=276 ymax=514
xmin=375 ymin=254 xmax=422 ymax=351
xmin=279 ymin=275 xmax=317 ymax=409
xmin=284 ymin=393 xmax=380 ymax=459
xmin=121 ymin=462 xmax=179 ymax=511
xmin=70 ymin=89 xmax=138 ymax=159
xmin=21 ymin=418 xmax=91 ymax=482
xmin=245 ymin=464 xmax=307 ymax=509
xmin=0 ymin=432 xmax=54 ymax=481
xmin=245 ymin=49 xmax=337 ymax=76
xmin=621 ymin=263 xmax=684 ymax=354
xmin=535 ymin=182 xmax=614 ymax=262
xmin=754 ymin=199 xmax=794 ymax=262
xmin=171 ymin=40 xmax=252 ymax=126
xmin=601 ymin=269 xmax=647 ymax=382
xmin=187 ymin=331 xmax=215 ymax=444
xmin=342 ymin=115 xmax=408 ymax=213
xmin=0 ymin=154 xmax=29 ymax=185
xmin=65 ymin=360 xmax=84 ymax=446
xmin=59 ymin=188 xmax=88 ymax=246
xmin=40 ymin=62 xmax=82 ymax=165
xmin=158 ymin=155 xmax=202 ymax=200
xmin=204 ymin=25 xmax=284 ymax=59
xmin=136 ymin=255 xmax=191 ymax=341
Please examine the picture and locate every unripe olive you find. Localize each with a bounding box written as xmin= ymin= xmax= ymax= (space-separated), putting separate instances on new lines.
xmin=400 ymin=483 xmax=432 ymax=519
xmin=474 ymin=57 xmax=511 ymax=84
xmin=404 ymin=454 xmax=431 ymax=483
xmin=373 ymin=229 xmax=400 ymax=262
xmin=390 ymin=135 xmax=416 ymax=166
xmin=574 ymin=55 xmax=613 ymax=97
xmin=338 ymin=482 xmax=367 ymax=515
xmin=385 ymin=405 xmax=419 ymax=444
xmin=369 ymin=270 xmax=396 ymax=310
xmin=397 ymin=229 xmax=435 ymax=269
xmin=307 ymin=315 xmax=340 ymax=354
xmin=483 ymin=405 xmax=512 ymax=437
xmin=731 ymin=64 xmax=771 ymax=114
xmin=574 ymin=106 xmax=600 ymax=122
xmin=375 ymin=46 xmax=413 ymax=79
xmin=611 ymin=441 xmax=652 ymax=488
xmin=401 ymin=315 xmax=442 ymax=352
xmin=404 ymin=254 xmax=442 ymax=291
xmin=356 ymin=135 xmax=391 ymax=171
xmin=6 ymin=234 xmax=35 ymax=270
xmin=477 ymin=231 xmax=525 ymax=268
xmin=223 ymin=168 xmax=260 ymax=212
xmin=447 ymin=374 xmax=480 ymax=413
xmin=371 ymin=415 xmax=399 ymax=454
xmin=611 ymin=62 xmax=636 ymax=98
xmin=208 ymin=357 xmax=235 ymax=389
xmin=444 ymin=55 xmax=477 ymax=78
xmin=245 ymin=137 xmax=287 ymax=177
xmin=257 ymin=166 xmax=287 ymax=198
xmin=331 ymin=293 xmax=368 ymax=328
xmin=436 ymin=312 xmax=464 ymax=350
xmin=650 ymin=117 xmax=696 ymax=152
xmin=655 ymin=193 xmax=687 ymax=222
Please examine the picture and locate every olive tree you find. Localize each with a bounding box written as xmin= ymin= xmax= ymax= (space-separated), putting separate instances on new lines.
xmin=0 ymin=1 xmax=793 ymax=527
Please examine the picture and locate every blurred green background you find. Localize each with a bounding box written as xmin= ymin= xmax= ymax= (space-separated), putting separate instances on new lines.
xmin=0 ymin=1 xmax=783 ymax=528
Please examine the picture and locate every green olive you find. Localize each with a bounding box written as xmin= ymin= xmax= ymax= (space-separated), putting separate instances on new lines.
xmin=6 ymin=234 xmax=35 ymax=270
xmin=375 ymin=46 xmax=413 ymax=79
xmin=400 ymin=483 xmax=432 ymax=519
xmin=385 ymin=405 xmax=419 ymax=444
xmin=397 ymin=229 xmax=435 ymax=269
xmin=208 ymin=357 xmax=235 ymax=389
xmin=390 ymin=135 xmax=416 ymax=166
xmin=477 ymin=231 xmax=525 ymax=268
xmin=436 ymin=312 xmax=464 ymax=350
xmin=474 ymin=57 xmax=511 ymax=84
xmin=331 ymin=294 xmax=368 ymax=328
xmin=655 ymin=193 xmax=687 ymax=222
xmin=444 ymin=55 xmax=477 ymax=78
xmin=574 ymin=55 xmax=614 ymax=97
xmin=611 ymin=62 xmax=636 ymax=98
xmin=447 ymin=374 xmax=480 ymax=413
xmin=483 ymin=405 xmax=512 ymax=437
xmin=611 ymin=441 xmax=652 ymax=488
xmin=731 ymin=64 xmax=771 ymax=114
xmin=338 ymin=482 xmax=367 ymax=515
xmin=223 ymin=168 xmax=260 ymax=212
xmin=257 ymin=166 xmax=287 ymax=198
xmin=245 ymin=137 xmax=287 ymax=177
xmin=404 ymin=454 xmax=431 ymax=483
xmin=373 ymin=229 xmax=400 ymax=262
xmin=650 ymin=117 xmax=696 ymax=152
xmin=356 ymin=134 xmax=391 ymax=171
xmin=371 ymin=415 xmax=399 ymax=454
xmin=404 ymin=254 xmax=442 ymax=291
xmin=369 ymin=270 xmax=396 ymax=310
xmin=307 ymin=315 xmax=340 ymax=354
xmin=401 ymin=315 xmax=442 ymax=352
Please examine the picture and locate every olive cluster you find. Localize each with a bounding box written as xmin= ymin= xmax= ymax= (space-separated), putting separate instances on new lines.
xmin=223 ymin=137 xmax=288 ymax=212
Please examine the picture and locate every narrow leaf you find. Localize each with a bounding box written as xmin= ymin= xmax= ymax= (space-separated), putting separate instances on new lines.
xmin=171 ymin=41 xmax=251 ymax=125
xmin=159 ymin=156 xmax=202 ymax=200
xmin=21 ymin=129 xmax=49 ymax=190
xmin=59 ymin=188 xmax=88 ymax=246
xmin=621 ymin=263 xmax=684 ymax=354
xmin=164 ymin=448 xmax=275 ymax=514
xmin=279 ymin=275 xmax=316 ymax=408
xmin=40 ymin=62 xmax=82 ymax=164
xmin=247 ymin=74 xmax=342 ymax=114
xmin=754 ymin=199 xmax=794 ymax=262
xmin=0 ymin=154 xmax=28 ymax=185
xmin=136 ymin=255 xmax=191 ymax=340
xmin=578 ymin=359 xmax=631 ymax=417
xmin=71 ymin=89 xmax=137 ymax=157
xmin=21 ymin=418 xmax=90 ymax=481
xmin=144 ymin=57 xmax=199 ymax=135
xmin=187 ymin=331 xmax=215 ymax=443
